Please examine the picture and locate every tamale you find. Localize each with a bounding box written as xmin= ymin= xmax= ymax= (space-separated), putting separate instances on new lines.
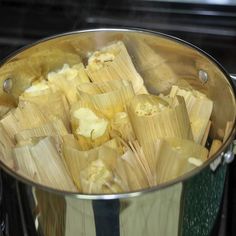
xmin=19 ymin=87 xmax=70 ymax=131
xmin=80 ymin=146 xmax=121 ymax=194
xmin=209 ymin=139 xmax=222 ymax=158
xmin=63 ymin=139 xmax=119 ymax=191
xmin=0 ymin=124 xmax=15 ymax=168
xmin=110 ymin=112 xmax=136 ymax=142
xmin=70 ymin=101 xmax=110 ymax=150
xmin=128 ymin=94 xmax=193 ymax=150
xmin=14 ymin=137 xmax=77 ymax=191
xmin=0 ymin=102 xmax=48 ymax=140
xmin=223 ymin=121 xmax=234 ymax=143
xmin=47 ymin=63 xmax=90 ymax=105
xmin=200 ymin=121 xmax=211 ymax=147
xmin=169 ymin=85 xmax=213 ymax=144
xmin=15 ymin=118 xmax=68 ymax=143
xmin=14 ymin=144 xmax=41 ymax=182
xmin=77 ymin=79 xmax=135 ymax=118
xmin=156 ymin=138 xmax=208 ymax=184
xmin=85 ymin=41 xmax=148 ymax=94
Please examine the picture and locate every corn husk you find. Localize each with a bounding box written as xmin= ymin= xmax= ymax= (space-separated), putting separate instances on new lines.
xmin=15 ymin=118 xmax=68 ymax=143
xmin=47 ymin=63 xmax=90 ymax=105
xmin=128 ymin=94 xmax=193 ymax=146
xmin=19 ymin=89 xmax=70 ymax=131
xmin=223 ymin=121 xmax=233 ymax=143
xmin=110 ymin=112 xmax=136 ymax=142
xmin=0 ymin=102 xmax=48 ymax=140
xmin=156 ymin=138 xmax=208 ymax=184
xmin=70 ymin=101 xmax=110 ymax=150
xmin=124 ymin=37 xmax=177 ymax=94
xmin=14 ymin=136 xmax=77 ymax=191
xmin=169 ymin=85 xmax=213 ymax=144
xmin=0 ymin=124 xmax=15 ymax=168
xmin=14 ymin=144 xmax=41 ymax=182
xmin=80 ymin=147 xmax=121 ymax=194
xmin=62 ymin=134 xmax=81 ymax=149
xmin=77 ymin=79 xmax=135 ymax=118
xmin=209 ymin=139 xmax=222 ymax=158
xmin=63 ymin=139 xmax=119 ymax=191
xmin=85 ymin=41 xmax=148 ymax=94
xmin=200 ymin=120 xmax=211 ymax=147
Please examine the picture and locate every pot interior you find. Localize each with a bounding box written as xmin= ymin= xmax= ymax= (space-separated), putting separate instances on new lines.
xmin=0 ymin=29 xmax=235 ymax=194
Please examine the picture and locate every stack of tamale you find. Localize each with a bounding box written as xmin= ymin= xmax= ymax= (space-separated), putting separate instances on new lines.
xmin=0 ymin=40 xmax=219 ymax=194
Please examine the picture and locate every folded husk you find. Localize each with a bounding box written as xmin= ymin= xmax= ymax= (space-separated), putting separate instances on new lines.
xmin=77 ymin=79 xmax=135 ymax=118
xmin=14 ymin=137 xmax=77 ymax=191
xmin=19 ymin=90 xmax=70 ymax=131
xmin=0 ymin=124 xmax=15 ymax=168
xmin=15 ymin=118 xmax=69 ymax=143
xmin=169 ymin=85 xmax=213 ymax=144
xmin=0 ymin=102 xmax=48 ymax=140
xmin=62 ymin=134 xmax=81 ymax=149
xmin=156 ymin=138 xmax=208 ymax=184
xmin=14 ymin=144 xmax=41 ymax=182
xmin=209 ymin=139 xmax=222 ymax=158
xmin=85 ymin=41 xmax=148 ymax=94
xmin=200 ymin=120 xmax=211 ymax=147
xmin=63 ymin=139 xmax=119 ymax=191
xmin=223 ymin=121 xmax=233 ymax=143
xmin=79 ymin=147 xmax=121 ymax=194
xmin=128 ymin=94 xmax=193 ymax=146
xmin=47 ymin=63 xmax=90 ymax=105
xmin=110 ymin=112 xmax=136 ymax=142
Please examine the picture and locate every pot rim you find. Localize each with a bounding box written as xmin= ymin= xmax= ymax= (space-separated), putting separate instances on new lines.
xmin=0 ymin=27 xmax=235 ymax=200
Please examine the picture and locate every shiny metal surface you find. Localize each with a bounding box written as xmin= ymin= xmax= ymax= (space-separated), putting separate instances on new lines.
xmin=0 ymin=29 xmax=235 ymax=235
xmin=19 ymin=162 xmax=227 ymax=236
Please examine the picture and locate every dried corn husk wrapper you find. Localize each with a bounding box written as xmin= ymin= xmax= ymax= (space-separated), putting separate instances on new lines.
xmin=209 ymin=139 xmax=222 ymax=158
xmin=155 ymin=138 xmax=208 ymax=183
xmin=70 ymin=101 xmax=110 ymax=150
xmin=0 ymin=102 xmax=48 ymax=141
xmin=169 ymin=85 xmax=213 ymax=144
xmin=19 ymin=83 xmax=70 ymax=130
xmin=63 ymin=138 xmax=121 ymax=192
xmin=77 ymin=79 xmax=135 ymax=118
xmin=85 ymin=41 xmax=148 ymax=94
xmin=13 ymin=136 xmax=77 ymax=191
xmin=110 ymin=112 xmax=136 ymax=142
xmin=128 ymin=94 xmax=193 ymax=144
xmin=127 ymin=94 xmax=193 ymax=178
xmin=0 ymin=124 xmax=15 ymax=168
xmin=114 ymin=140 xmax=154 ymax=191
xmin=47 ymin=63 xmax=90 ymax=105
xmin=15 ymin=118 xmax=68 ymax=143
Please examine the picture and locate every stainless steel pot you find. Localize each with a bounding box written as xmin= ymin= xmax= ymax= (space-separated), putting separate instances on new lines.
xmin=0 ymin=29 xmax=235 ymax=236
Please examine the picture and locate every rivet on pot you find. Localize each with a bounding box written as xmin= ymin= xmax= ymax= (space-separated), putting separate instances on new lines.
xmin=198 ymin=70 xmax=208 ymax=83
xmin=224 ymin=150 xmax=234 ymax=164
xmin=3 ymin=78 xmax=13 ymax=93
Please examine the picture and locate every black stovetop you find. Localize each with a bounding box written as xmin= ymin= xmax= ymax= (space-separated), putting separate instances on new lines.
xmin=0 ymin=1 xmax=236 ymax=235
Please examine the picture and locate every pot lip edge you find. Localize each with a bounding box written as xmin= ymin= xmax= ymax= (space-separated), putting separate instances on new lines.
xmin=0 ymin=27 xmax=235 ymax=200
